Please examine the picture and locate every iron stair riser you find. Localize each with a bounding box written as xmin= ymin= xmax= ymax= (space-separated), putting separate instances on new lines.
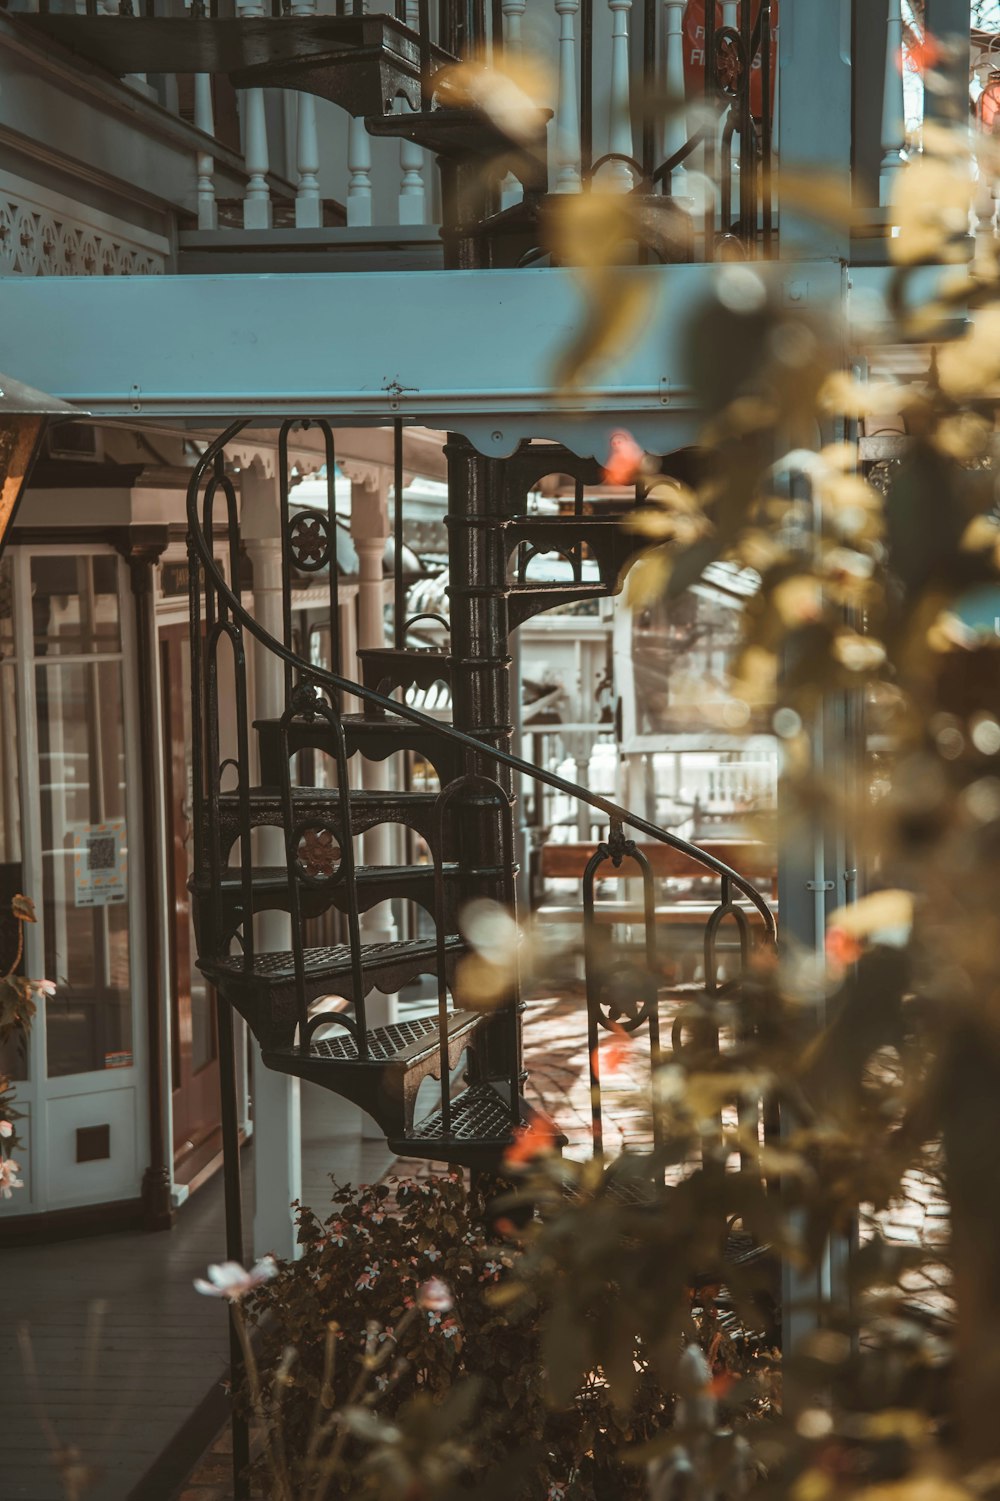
xmin=191 ymin=861 xmax=505 ymax=949
xmin=200 ymin=937 xmax=467 ymax=1052
xmin=256 ymin=715 xmax=467 ymax=788
xmin=263 ymin=1011 xmax=482 ymax=1139
xmin=356 ymin=646 xmax=451 ymax=709
xmin=214 ymin=788 xmax=445 ymax=858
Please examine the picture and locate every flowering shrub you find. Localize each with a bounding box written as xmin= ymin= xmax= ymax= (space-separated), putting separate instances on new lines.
xmin=241 ymin=1173 xmax=674 ymax=1499
xmin=0 ymin=892 xmax=51 ymax=1205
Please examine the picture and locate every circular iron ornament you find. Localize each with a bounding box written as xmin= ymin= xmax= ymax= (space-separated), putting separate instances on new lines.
xmin=715 ymin=28 xmax=745 ymax=96
xmin=296 ymin=826 xmax=341 ymax=880
xmin=595 ymin=966 xmax=656 ymax=1033
xmin=288 ymin=510 xmax=332 ymax=574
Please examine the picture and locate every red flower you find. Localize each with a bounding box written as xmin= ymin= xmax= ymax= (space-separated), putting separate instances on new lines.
xmin=603 ymin=430 xmax=645 ymax=486
xmin=592 ymin=1021 xmax=634 ymax=1078
xmin=502 ymin=1113 xmax=558 ymax=1168
xmin=825 ymin=926 xmax=863 ymax=968
xmin=900 ymin=29 xmax=942 ymax=76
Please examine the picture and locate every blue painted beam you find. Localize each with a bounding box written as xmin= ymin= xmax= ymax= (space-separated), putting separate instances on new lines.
xmin=3 ymin=263 xmax=846 ymax=455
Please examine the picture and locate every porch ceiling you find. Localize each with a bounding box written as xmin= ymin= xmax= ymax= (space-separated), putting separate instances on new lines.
xmin=5 ymin=262 xmax=846 ymax=458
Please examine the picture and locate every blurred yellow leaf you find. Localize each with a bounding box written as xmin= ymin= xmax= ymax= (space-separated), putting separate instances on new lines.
xmin=625 ymin=547 xmax=672 ymax=607
xmin=434 ymin=56 xmax=552 ymax=145
xmin=773 ymin=574 xmax=823 ymax=626
xmin=933 ymin=412 xmax=992 ymax=461
xmin=832 ymin=631 xmax=886 ymax=673
xmin=937 ymin=310 xmax=1000 ymax=398
xmin=827 ymin=888 xmax=914 ymax=941
xmin=960 ymin=513 xmax=1000 ymax=552
xmin=819 ymin=441 xmax=859 ymax=473
xmin=891 ymin=156 xmax=973 ymax=266
xmin=778 ymin=171 xmax=861 ymax=232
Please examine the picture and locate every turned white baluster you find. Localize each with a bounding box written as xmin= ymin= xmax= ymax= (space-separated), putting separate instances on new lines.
xmin=721 ymin=0 xmax=737 ymax=29
xmin=500 ymin=0 xmax=527 ymax=209
xmin=238 ymin=0 xmax=273 ymax=229
xmin=291 ymin=0 xmax=322 ymax=228
xmin=880 ymin=0 xmax=907 ymax=205
xmin=553 ymin=0 xmax=582 ymax=192
xmin=194 ymin=75 xmax=219 ymax=230
xmin=398 ymin=0 xmax=427 ymax=225
xmin=605 ymin=0 xmax=635 ymax=190
xmin=347 ymin=114 xmax=374 ymax=225
xmin=661 ymin=0 xmax=688 ymax=194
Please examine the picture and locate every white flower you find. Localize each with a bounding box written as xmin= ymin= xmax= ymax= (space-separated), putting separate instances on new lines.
xmin=417 ymin=1277 xmax=454 ymax=1313
xmin=0 ymin=1158 xmax=24 ymax=1198
xmin=193 ymin=1257 xmax=278 ymax=1300
xmin=32 ymin=979 xmax=56 ymax=997
xmin=0 ymin=1121 xmax=12 ymax=1138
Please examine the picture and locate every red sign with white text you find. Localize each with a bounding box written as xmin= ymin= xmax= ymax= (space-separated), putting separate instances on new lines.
xmin=683 ymin=0 xmax=778 ymax=120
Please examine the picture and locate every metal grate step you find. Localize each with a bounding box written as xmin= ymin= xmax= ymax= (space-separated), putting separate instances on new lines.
xmin=206 ymin=935 xmax=464 ymax=985
xmin=409 ymin=1082 xmax=520 ymax=1143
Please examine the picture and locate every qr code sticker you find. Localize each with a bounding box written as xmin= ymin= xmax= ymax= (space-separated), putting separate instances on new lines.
xmin=87 ymin=835 xmax=117 ymax=872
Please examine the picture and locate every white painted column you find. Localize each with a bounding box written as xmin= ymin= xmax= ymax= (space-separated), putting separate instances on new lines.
xmin=553 ymin=0 xmax=583 ymax=191
xmin=238 ymin=0 xmax=273 ymax=230
xmin=721 ymin=0 xmax=738 ymax=28
xmin=500 ymin=0 xmax=528 ymax=209
xmin=347 ymin=115 xmax=374 ymax=226
xmin=241 ymin=461 xmax=301 ymax=1260
xmin=351 ymin=484 xmax=399 ymax=1141
xmin=291 ymin=0 xmax=323 ymax=228
xmin=662 ymin=0 xmax=688 ymax=194
xmin=880 ymin=0 xmax=907 ymax=206
xmin=605 ymin=0 xmax=636 ymax=190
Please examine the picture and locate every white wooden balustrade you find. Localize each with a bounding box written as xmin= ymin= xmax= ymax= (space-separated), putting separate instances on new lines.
xmin=237 ymin=0 xmax=273 ymax=229
xmin=880 ymin=0 xmax=907 ymax=206
xmin=291 ymin=0 xmax=323 ymax=228
xmin=604 ymin=0 xmax=636 ymax=189
xmin=553 ymin=0 xmax=583 ymax=191
xmin=661 ymin=0 xmax=689 ymax=194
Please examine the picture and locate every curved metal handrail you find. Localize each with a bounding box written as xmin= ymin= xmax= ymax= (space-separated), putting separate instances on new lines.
xmin=186 ymin=422 xmax=776 ymax=941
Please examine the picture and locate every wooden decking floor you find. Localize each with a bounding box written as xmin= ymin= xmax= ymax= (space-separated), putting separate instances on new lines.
xmin=2 ymin=1083 xmax=393 ymax=1501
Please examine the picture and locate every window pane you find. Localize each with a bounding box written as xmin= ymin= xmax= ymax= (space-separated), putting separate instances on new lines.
xmin=38 ymin=658 xmax=132 ymax=1077
xmin=32 ymin=555 xmax=121 ymax=657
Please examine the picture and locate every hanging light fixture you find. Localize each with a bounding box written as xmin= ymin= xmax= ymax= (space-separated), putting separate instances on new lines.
xmin=0 ymin=373 xmax=80 ymax=561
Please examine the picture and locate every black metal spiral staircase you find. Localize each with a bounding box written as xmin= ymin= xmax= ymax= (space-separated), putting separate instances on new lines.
xmin=185 ymin=420 xmax=777 ymax=1177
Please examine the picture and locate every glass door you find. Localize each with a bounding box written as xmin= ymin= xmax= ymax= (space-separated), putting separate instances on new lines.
xmin=0 ymin=546 xmax=148 ymax=1218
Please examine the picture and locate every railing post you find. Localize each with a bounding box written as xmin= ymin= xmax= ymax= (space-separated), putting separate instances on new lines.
xmin=194 ymin=74 xmax=219 ymax=231
xmin=241 ymin=460 xmax=302 ymax=1264
xmin=661 ymin=0 xmax=688 ymax=193
xmin=500 ymin=0 xmax=527 ymax=209
xmin=605 ymin=0 xmax=635 ymax=190
xmin=880 ymin=0 xmax=907 ymax=206
xmin=397 ymin=0 xmax=428 ymax=224
xmin=347 ymin=117 xmax=374 ymax=225
xmin=553 ymin=0 xmax=583 ymax=191
xmin=291 ymin=0 xmax=323 ymax=229
xmin=238 ymin=0 xmax=273 ymax=230
xmin=721 ymin=0 xmax=737 ymax=27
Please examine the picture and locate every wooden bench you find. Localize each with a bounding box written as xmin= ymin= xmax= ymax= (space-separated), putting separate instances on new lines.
xmin=536 ymin=838 xmax=776 ymax=887
xmin=531 ymin=840 xmax=777 ymax=964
